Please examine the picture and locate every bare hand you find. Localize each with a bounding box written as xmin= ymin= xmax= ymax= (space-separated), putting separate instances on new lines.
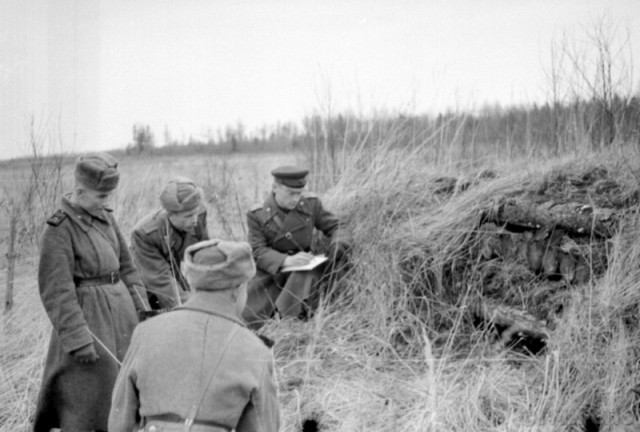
xmin=283 ymin=252 xmax=313 ymax=268
xmin=72 ymin=343 xmax=99 ymax=365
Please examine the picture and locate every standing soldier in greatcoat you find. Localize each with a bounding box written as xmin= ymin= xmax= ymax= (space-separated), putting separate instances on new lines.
xmin=33 ymin=153 xmax=149 ymax=432
xmin=130 ymin=177 xmax=209 ymax=310
xmin=241 ymin=166 xmax=349 ymax=329
xmin=109 ymin=239 xmax=281 ymax=432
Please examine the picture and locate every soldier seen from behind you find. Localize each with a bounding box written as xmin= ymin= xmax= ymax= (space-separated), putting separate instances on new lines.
xmin=33 ymin=153 xmax=150 ymax=432
xmin=241 ymin=166 xmax=350 ymax=330
xmin=130 ymin=177 xmax=209 ymax=312
xmin=109 ymin=239 xmax=281 ymax=432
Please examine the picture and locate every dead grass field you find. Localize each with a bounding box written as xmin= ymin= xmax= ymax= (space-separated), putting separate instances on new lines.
xmin=3 ymin=146 xmax=640 ymax=432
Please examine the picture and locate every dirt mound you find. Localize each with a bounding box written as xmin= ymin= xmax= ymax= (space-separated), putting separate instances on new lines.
xmin=408 ymin=161 xmax=639 ymax=352
xmin=330 ymin=153 xmax=640 ymax=356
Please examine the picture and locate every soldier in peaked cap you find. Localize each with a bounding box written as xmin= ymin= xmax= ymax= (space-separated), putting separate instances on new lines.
xmin=131 ymin=176 xmax=209 ymax=311
xmin=34 ymin=153 xmax=150 ymax=432
xmin=109 ymin=239 xmax=280 ymax=432
xmin=241 ymin=165 xmax=350 ymax=329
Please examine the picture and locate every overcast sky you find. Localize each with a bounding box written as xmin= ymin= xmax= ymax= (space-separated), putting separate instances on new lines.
xmin=1 ymin=0 xmax=639 ymax=160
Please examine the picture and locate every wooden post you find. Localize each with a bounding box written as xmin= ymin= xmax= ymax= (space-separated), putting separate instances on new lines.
xmin=4 ymin=212 xmax=17 ymax=313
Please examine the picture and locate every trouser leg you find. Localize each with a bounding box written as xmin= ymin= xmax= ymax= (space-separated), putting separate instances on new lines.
xmin=275 ymin=271 xmax=316 ymax=318
xmin=242 ymin=274 xmax=281 ymax=330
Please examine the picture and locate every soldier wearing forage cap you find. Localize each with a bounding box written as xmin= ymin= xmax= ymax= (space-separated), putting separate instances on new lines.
xmin=131 ymin=176 xmax=209 ymax=310
xmin=241 ymin=165 xmax=349 ymax=329
xmin=33 ymin=153 xmax=150 ymax=432
xmin=109 ymin=239 xmax=281 ymax=432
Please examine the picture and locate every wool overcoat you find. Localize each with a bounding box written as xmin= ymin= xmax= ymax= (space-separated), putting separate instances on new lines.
xmin=241 ymin=192 xmax=342 ymax=324
xmin=33 ymin=196 xmax=148 ymax=432
xmin=130 ymin=208 xmax=209 ymax=309
xmin=108 ymin=291 xmax=280 ymax=432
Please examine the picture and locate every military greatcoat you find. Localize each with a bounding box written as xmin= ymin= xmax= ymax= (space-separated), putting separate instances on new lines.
xmin=109 ymin=291 xmax=280 ymax=432
xmin=242 ymin=192 xmax=342 ymax=326
xmin=130 ymin=208 xmax=208 ymax=309
xmin=34 ymin=196 xmax=148 ymax=432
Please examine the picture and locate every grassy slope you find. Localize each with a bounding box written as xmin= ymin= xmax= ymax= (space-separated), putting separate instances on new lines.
xmin=3 ymin=147 xmax=640 ymax=431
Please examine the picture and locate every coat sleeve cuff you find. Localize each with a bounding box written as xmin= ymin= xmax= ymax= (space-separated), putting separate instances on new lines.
xmin=60 ymin=325 xmax=94 ymax=353
xmin=266 ymin=253 xmax=287 ymax=275
xmin=127 ymin=284 xmax=151 ymax=313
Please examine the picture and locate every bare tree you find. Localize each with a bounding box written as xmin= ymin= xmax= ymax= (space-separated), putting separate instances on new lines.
xmin=3 ymin=115 xmax=68 ymax=311
xmin=128 ymin=123 xmax=156 ymax=154
xmin=543 ymin=38 xmax=569 ymax=154
xmin=559 ymin=14 xmax=633 ymax=148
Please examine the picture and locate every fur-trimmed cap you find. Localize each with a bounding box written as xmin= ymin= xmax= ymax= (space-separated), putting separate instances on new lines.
xmin=182 ymin=239 xmax=256 ymax=290
xmin=75 ymin=153 xmax=120 ymax=192
xmin=160 ymin=177 xmax=202 ymax=213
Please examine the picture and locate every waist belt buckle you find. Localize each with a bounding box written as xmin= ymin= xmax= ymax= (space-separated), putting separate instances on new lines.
xmin=110 ymin=272 xmax=118 ymax=284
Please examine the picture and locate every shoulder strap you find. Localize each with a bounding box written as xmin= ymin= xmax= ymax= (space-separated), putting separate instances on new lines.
xmin=270 ymin=213 xmax=285 ymax=230
xmin=250 ymin=204 xmax=273 ymax=228
xmin=141 ymin=214 xmax=161 ymax=234
xmin=46 ymin=210 xmax=67 ymax=226
xmin=163 ymin=218 xmax=186 ymax=305
xmin=271 ymin=213 xmax=306 ymax=252
xmin=183 ymin=325 xmax=240 ymax=432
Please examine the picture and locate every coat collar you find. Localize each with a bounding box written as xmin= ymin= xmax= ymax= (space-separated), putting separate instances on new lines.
xmin=157 ymin=208 xmax=200 ymax=237
xmin=60 ymin=194 xmax=112 ymax=230
xmin=179 ymin=291 xmax=246 ymax=327
xmin=296 ymin=195 xmax=312 ymax=215
xmin=263 ymin=193 xmax=279 ymax=220
xmin=155 ymin=209 xmax=174 ymax=237
xmin=263 ymin=192 xmax=311 ymax=217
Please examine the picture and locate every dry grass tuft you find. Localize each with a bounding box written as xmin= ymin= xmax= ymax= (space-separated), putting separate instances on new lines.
xmin=0 ymin=258 xmax=49 ymax=431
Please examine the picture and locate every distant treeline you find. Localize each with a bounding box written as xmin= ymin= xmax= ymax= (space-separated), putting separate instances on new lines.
xmin=123 ymin=94 xmax=640 ymax=161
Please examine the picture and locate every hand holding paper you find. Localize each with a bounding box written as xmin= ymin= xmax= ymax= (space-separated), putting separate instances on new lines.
xmin=281 ymin=254 xmax=328 ymax=272
xmin=283 ymin=252 xmax=314 ymax=269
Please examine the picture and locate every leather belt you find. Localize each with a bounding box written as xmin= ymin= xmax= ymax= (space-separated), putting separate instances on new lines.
xmin=74 ymin=271 xmax=120 ymax=287
xmin=145 ymin=414 xmax=231 ymax=431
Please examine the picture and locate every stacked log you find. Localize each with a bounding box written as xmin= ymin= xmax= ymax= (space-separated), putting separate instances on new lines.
xmin=482 ymin=197 xmax=618 ymax=238
xmin=413 ymin=167 xmax=638 ymax=354
xmin=476 ymin=221 xmax=600 ymax=285
xmin=470 ymin=299 xmax=549 ymax=355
